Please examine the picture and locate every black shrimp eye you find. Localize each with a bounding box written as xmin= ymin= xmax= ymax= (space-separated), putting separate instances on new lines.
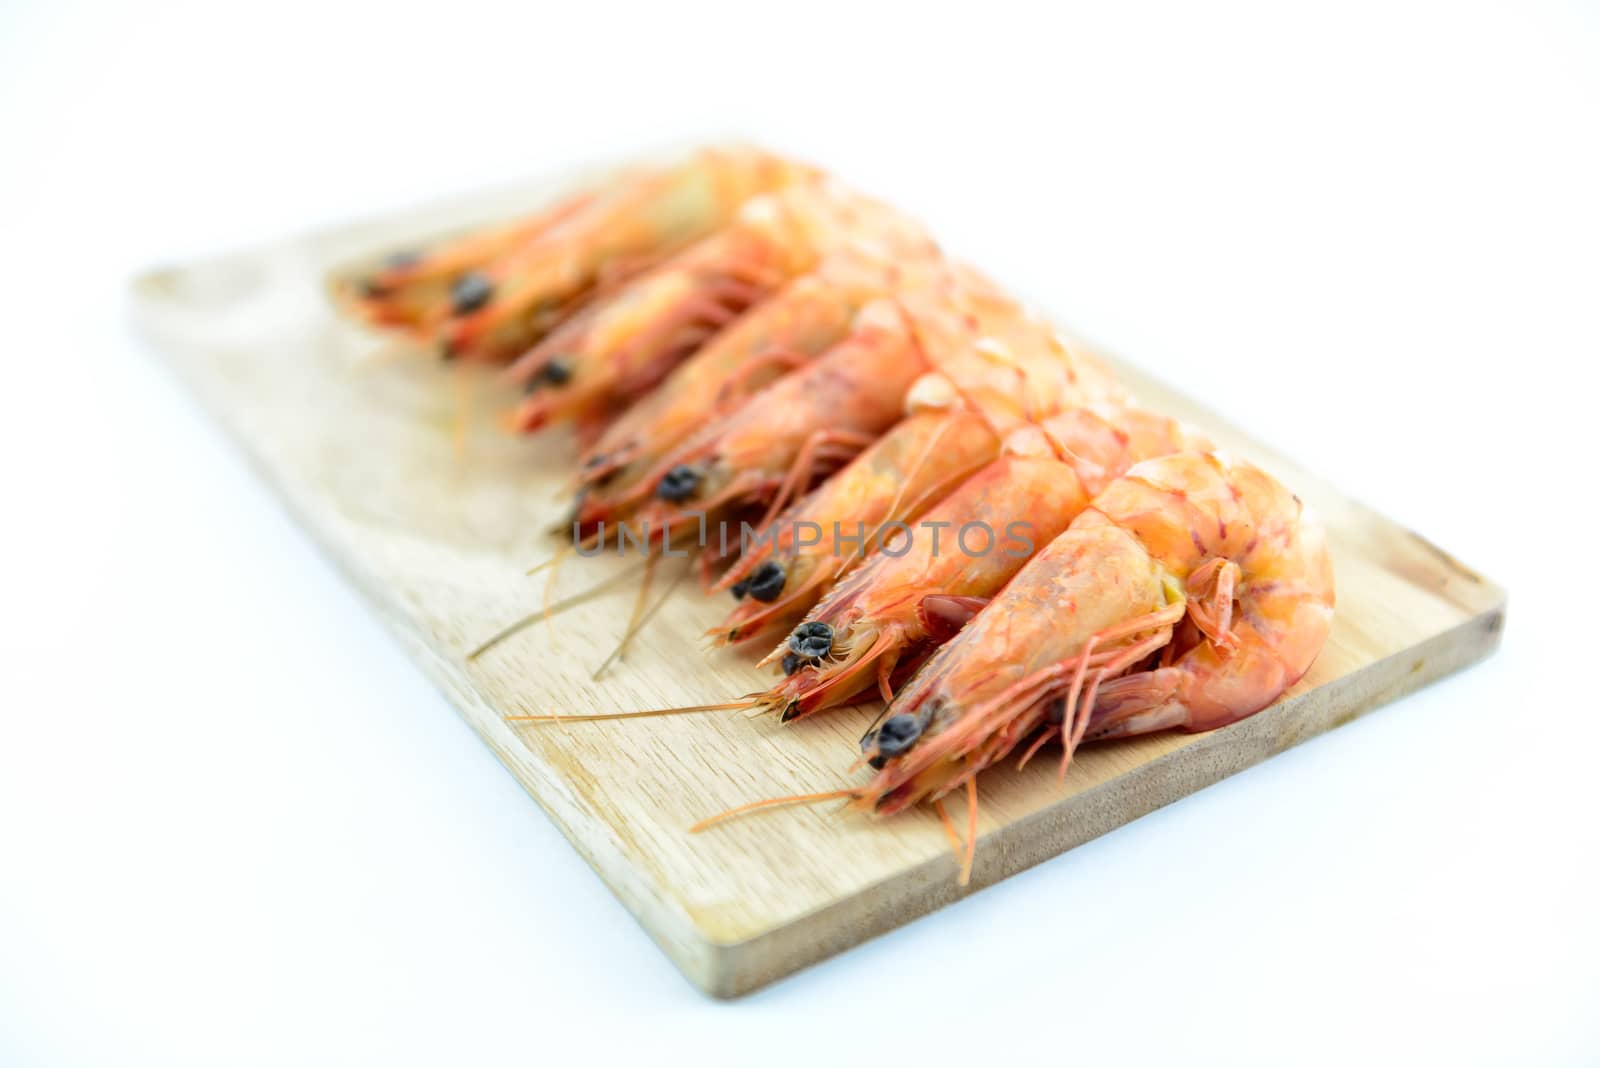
xmin=539 ymin=358 xmax=573 ymax=386
xmin=788 ymin=621 xmax=833 ymax=661
xmin=524 ymin=358 xmax=573 ymax=394
xmin=1045 ymin=696 xmax=1066 ymax=726
xmin=745 ymin=561 xmax=786 ymax=603
xmin=781 ymin=653 xmax=802 ymax=675
xmin=876 ymin=713 xmax=924 ymax=759
xmin=861 ymin=712 xmax=925 ymax=770
xmin=450 ymin=271 xmax=494 ymax=316
xmin=385 ymin=249 xmax=422 ymax=270
xmin=730 ymin=578 xmax=750 ymax=600
xmin=655 ymin=464 xmax=702 ymax=503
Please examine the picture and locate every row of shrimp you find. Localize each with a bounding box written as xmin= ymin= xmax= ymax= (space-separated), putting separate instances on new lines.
xmin=344 ymin=145 xmax=1336 ymax=884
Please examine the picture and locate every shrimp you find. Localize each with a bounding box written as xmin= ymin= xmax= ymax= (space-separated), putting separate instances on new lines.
xmin=479 ymin=280 xmax=956 ymax=674
xmin=569 ymin=246 xmax=943 ymax=519
xmin=431 ymin=146 xmax=815 ymax=362
xmin=605 ymin=266 xmax=1064 ymax=546
xmin=707 ymin=306 xmax=1128 ymax=647
xmin=588 ymin=295 xmax=932 ymax=551
xmin=712 ymin=407 xmax=1001 ymax=645
xmin=342 ymin=185 xmax=602 ymax=337
xmin=848 ymin=451 xmax=1333 ymax=827
xmin=762 ymin=406 xmax=1213 ymax=720
xmin=683 ymin=451 xmax=1332 ymax=884
xmin=503 ymin=180 xmax=935 ymax=435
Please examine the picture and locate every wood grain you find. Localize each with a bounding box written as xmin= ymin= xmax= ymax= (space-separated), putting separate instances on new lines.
xmin=131 ymin=170 xmax=1505 ymax=998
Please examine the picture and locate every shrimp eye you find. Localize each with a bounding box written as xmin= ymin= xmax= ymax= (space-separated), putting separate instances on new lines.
xmin=450 ymin=272 xmax=494 ymax=316
xmin=1045 ymin=696 xmax=1066 ymax=725
xmin=364 ymin=251 xmax=420 ymax=294
xmin=788 ymin=621 xmax=832 ymax=661
xmin=864 ymin=713 xmax=924 ymax=769
xmin=781 ymin=653 xmax=802 ymax=675
xmin=656 ymin=464 xmax=702 ymax=502
xmin=580 ymin=453 xmax=617 ymax=488
xmin=524 ymin=358 xmax=573 ymax=394
xmin=730 ymin=578 xmax=750 ymax=600
xmin=745 ymin=561 xmax=786 ymax=603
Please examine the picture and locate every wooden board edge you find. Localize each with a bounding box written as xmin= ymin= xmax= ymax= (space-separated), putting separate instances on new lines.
xmin=696 ymin=598 xmax=1505 ymax=998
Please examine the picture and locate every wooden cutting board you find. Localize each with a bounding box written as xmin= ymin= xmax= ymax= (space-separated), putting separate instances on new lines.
xmin=132 ymin=170 xmax=1506 ymax=998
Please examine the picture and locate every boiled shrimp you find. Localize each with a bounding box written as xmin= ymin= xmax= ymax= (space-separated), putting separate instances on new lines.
xmin=592 ymin=295 xmax=932 ymax=550
xmin=503 ymin=180 xmax=936 ymax=435
xmin=569 ymin=246 xmax=945 ymax=525
xmin=602 ymin=266 xmax=1055 ymax=545
xmin=341 ymin=186 xmax=601 ymax=337
xmin=707 ymin=302 xmax=1128 ymax=646
xmin=855 ymin=450 xmax=1333 ymax=817
xmin=487 ymin=293 xmax=932 ymax=671
xmin=430 ymin=146 xmax=814 ymax=362
xmin=692 ymin=451 xmax=1333 ymax=884
xmin=763 ymin=405 xmax=1212 ymax=720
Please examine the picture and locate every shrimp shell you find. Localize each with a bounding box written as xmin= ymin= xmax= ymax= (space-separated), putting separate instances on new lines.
xmin=570 ymin=247 xmax=946 ymax=514
xmin=504 ymin=179 xmax=937 ymax=433
xmin=857 ymin=450 xmax=1334 ymax=817
xmin=435 ymin=147 xmax=816 ymax=362
xmin=707 ymin=301 xmax=1131 ymax=645
xmin=761 ymin=406 xmax=1211 ymax=720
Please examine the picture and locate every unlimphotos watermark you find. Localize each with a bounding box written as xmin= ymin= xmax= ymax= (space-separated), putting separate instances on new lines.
xmin=573 ymin=518 xmax=1036 ymax=559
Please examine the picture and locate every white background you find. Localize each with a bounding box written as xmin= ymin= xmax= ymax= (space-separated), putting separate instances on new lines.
xmin=2 ymin=1 xmax=1596 ymax=1064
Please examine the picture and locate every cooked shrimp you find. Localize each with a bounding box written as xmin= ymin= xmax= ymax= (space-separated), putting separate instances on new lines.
xmin=435 ymin=146 xmax=815 ymax=362
xmin=851 ymin=451 xmax=1334 ymax=825
xmin=682 ymin=451 xmax=1332 ymax=884
xmin=712 ymin=407 xmax=1001 ymax=645
xmin=503 ymin=180 xmax=935 ymax=434
xmin=590 ymin=296 xmax=931 ymax=549
xmin=342 ymin=185 xmax=601 ymax=336
xmin=570 ymin=247 xmax=942 ymax=520
xmin=708 ymin=306 xmax=1128 ymax=646
xmin=763 ymin=406 xmax=1212 ymax=720
xmin=602 ymin=266 xmax=1070 ymax=545
xmin=475 ymin=287 xmax=947 ymax=675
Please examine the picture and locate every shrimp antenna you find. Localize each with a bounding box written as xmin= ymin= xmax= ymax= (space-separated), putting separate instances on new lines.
xmin=959 ymin=777 xmax=979 ymax=886
xmin=592 ymin=551 xmax=659 ymax=680
xmin=1015 ymin=726 xmax=1058 ymax=771
xmin=689 ymin=788 xmax=860 ymax=834
xmin=590 ymin=552 xmax=688 ymax=680
xmin=529 ymin=517 xmax=612 ymax=573
xmin=854 ymin=416 xmax=978 ymax=558
xmin=466 ymin=557 xmax=649 ymax=661
xmin=505 ymin=697 xmax=762 ymax=725
xmin=933 ymin=798 xmax=966 ymax=870
xmin=883 ymin=412 xmax=965 ymax=523
xmin=540 ymin=540 xmax=570 ymax=644
xmin=537 ymin=524 xmax=625 ymax=641
xmin=526 ymin=545 xmax=570 ymax=577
